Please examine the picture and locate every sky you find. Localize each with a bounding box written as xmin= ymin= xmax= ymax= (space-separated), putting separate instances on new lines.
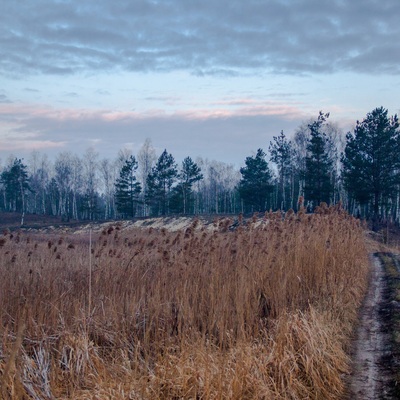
xmin=1 ymin=0 xmax=399 ymax=166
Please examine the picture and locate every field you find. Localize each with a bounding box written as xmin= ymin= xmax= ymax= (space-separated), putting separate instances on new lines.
xmin=0 ymin=206 xmax=369 ymax=399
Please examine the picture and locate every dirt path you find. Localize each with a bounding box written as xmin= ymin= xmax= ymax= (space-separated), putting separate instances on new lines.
xmin=348 ymin=254 xmax=392 ymax=399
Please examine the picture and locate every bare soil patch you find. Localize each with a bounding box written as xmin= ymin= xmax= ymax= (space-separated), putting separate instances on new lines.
xmin=0 ymin=211 xmax=228 ymax=234
xmin=348 ymin=252 xmax=400 ymax=399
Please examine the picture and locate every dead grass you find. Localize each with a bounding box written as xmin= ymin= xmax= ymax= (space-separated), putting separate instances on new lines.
xmin=0 ymin=205 xmax=368 ymax=399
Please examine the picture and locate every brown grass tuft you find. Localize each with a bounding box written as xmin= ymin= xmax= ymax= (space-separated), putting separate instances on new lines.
xmin=0 ymin=208 xmax=369 ymax=399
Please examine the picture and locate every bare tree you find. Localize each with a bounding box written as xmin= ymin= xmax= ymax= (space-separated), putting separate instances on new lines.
xmin=137 ymin=139 xmax=156 ymax=216
xmin=196 ymin=158 xmax=240 ymax=214
xmin=82 ymin=148 xmax=99 ymax=220
xmin=54 ymin=152 xmax=73 ymax=220
xmin=27 ymin=151 xmax=51 ymax=214
xmin=116 ymin=148 xmax=133 ymax=171
xmin=70 ymin=155 xmax=83 ymax=220
xmin=99 ymin=158 xmax=117 ymax=219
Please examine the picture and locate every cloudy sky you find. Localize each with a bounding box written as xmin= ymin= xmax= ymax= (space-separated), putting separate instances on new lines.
xmin=1 ymin=0 xmax=399 ymax=166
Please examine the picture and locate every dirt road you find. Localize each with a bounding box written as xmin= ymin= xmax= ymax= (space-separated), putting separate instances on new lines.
xmin=348 ymin=253 xmax=400 ymax=399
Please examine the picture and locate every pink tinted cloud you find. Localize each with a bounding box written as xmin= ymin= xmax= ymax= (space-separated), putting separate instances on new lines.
xmin=0 ymin=98 xmax=307 ymax=129
xmin=1 ymin=96 xmax=307 ymax=118
xmin=212 ymin=98 xmax=259 ymax=106
xmin=0 ymin=101 xmax=308 ymax=163
xmin=0 ymin=139 xmax=67 ymax=151
xmin=175 ymin=103 xmax=307 ymax=121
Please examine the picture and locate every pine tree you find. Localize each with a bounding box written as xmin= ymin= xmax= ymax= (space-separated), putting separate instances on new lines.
xmin=304 ymin=112 xmax=333 ymax=209
xmin=269 ymin=130 xmax=293 ymax=210
xmin=1 ymin=158 xmax=31 ymax=224
xmin=178 ymin=157 xmax=203 ymax=214
xmin=146 ymin=150 xmax=178 ymax=216
xmin=115 ymin=155 xmax=141 ymax=218
xmin=342 ymin=107 xmax=400 ymax=222
xmin=238 ymin=149 xmax=273 ymax=212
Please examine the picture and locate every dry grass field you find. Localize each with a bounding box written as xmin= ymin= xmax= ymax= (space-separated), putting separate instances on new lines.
xmin=0 ymin=205 xmax=369 ymax=399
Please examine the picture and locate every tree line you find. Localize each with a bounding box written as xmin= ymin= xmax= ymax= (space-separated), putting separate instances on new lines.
xmin=1 ymin=107 xmax=399 ymax=224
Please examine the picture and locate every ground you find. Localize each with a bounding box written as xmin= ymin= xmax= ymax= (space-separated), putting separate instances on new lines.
xmin=348 ymin=254 xmax=390 ymax=399
xmin=347 ymin=227 xmax=400 ymax=399
xmin=1 ymin=211 xmax=400 ymax=398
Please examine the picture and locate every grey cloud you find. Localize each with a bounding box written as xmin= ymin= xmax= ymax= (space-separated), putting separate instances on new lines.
xmin=144 ymin=96 xmax=181 ymax=106
xmin=95 ymin=89 xmax=110 ymax=95
xmin=1 ymin=0 xmax=399 ymax=77
xmin=64 ymin=92 xmax=79 ymax=97
xmin=268 ymin=92 xmax=308 ymax=99
xmin=0 ymin=94 xmax=12 ymax=103
xmin=3 ymin=109 xmax=301 ymax=164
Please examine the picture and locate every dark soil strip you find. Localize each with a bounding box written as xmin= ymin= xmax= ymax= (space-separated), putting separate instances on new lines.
xmin=377 ymin=253 xmax=400 ymax=398
xmin=347 ymin=253 xmax=400 ymax=399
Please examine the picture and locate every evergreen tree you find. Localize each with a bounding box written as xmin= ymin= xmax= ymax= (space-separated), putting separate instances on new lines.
xmin=146 ymin=150 xmax=178 ymax=215
xmin=169 ymin=186 xmax=184 ymax=214
xmin=178 ymin=157 xmax=203 ymax=214
xmin=304 ymin=112 xmax=333 ymax=208
xmin=238 ymin=149 xmax=273 ymax=212
xmin=115 ymin=155 xmax=141 ymax=218
xmin=1 ymin=158 xmax=30 ymax=214
xmin=1 ymin=158 xmax=31 ymax=224
xmin=269 ymin=130 xmax=293 ymax=210
xmin=342 ymin=107 xmax=400 ymax=221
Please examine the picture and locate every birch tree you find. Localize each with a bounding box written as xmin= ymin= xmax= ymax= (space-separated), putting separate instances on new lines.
xmin=137 ymin=139 xmax=156 ymax=216
xmin=99 ymin=158 xmax=117 ymax=219
xmin=81 ymin=148 xmax=99 ymax=220
xmin=27 ymin=151 xmax=51 ymax=214
xmin=54 ymin=152 xmax=73 ymax=220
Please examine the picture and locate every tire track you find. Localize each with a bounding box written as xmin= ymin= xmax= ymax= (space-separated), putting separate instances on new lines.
xmin=348 ymin=254 xmax=391 ymax=399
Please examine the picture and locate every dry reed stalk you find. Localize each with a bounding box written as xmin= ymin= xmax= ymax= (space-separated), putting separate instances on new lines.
xmin=0 ymin=320 xmax=25 ymax=399
xmin=0 ymin=208 xmax=369 ymax=398
xmin=88 ymin=229 xmax=92 ymax=319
